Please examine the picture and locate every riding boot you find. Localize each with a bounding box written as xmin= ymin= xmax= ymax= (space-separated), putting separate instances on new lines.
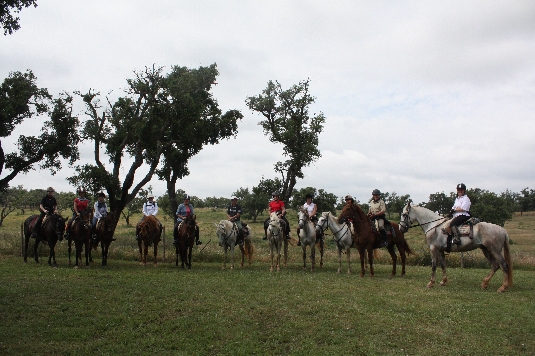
xmin=135 ymin=226 xmax=141 ymax=242
xmin=262 ymin=229 xmax=268 ymax=240
xmin=452 ymin=225 xmax=461 ymax=245
xmin=380 ymin=229 xmax=388 ymax=247
xmin=296 ymin=228 xmax=301 ymax=246
xmin=195 ymin=227 xmax=202 ymax=245
xmin=237 ymin=231 xmax=244 ymax=246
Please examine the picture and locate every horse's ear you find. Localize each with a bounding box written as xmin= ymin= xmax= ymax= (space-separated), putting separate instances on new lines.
xmin=214 ymin=223 xmax=218 ymax=228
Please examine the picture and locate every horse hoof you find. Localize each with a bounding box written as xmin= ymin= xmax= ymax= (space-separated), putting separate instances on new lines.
xmin=426 ymin=282 xmax=434 ymax=288
xmin=497 ymin=286 xmax=507 ymax=293
xmin=154 ymin=263 xmax=158 ymax=267
xmin=230 ymin=266 xmax=234 ymax=270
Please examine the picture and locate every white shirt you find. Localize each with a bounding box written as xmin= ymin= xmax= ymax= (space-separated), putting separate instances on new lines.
xmin=143 ymin=201 xmax=158 ymax=216
xmin=452 ymin=195 xmax=471 ymax=217
xmin=303 ymin=202 xmax=315 ymax=216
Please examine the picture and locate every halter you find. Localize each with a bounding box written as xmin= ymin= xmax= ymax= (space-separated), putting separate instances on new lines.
xmin=317 ymin=213 xmax=350 ymax=244
xmin=400 ymin=205 xmax=447 ymax=234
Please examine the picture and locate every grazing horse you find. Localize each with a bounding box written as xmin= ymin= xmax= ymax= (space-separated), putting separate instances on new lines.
xmin=175 ymin=215 xmax=196 ymax=269
xmin=67 ymin=208 xmax=93 ymax=268
xmin=215 ymin=220 xmax=254 ymax=270
xmin=23 ymin=213 xmax=66 ymax=266
xmin=267 ymin=212 xmax=286 ymax=272
xmin=137 ymin=215 xmax=162 ymax=266
xmin=297 ymin=208 xmax=324 ymax=272
xmin=339 ymin=203 xmax=413 ymax=277
xmin=316 ymin=212 xmax=354 ymax=274
xmin=92 ymin=213 xmax=117 ymax=266
xmin=399 ymin=201 xmax=513 ymax=292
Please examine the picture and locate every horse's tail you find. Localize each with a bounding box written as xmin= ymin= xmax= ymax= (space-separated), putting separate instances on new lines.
xmin=244 ymin=238 xmax=254 ymax=257
xmin=503 ymin=231 xmax=513 ymax=287
xmin=402 ymin=238 xmax=414 ymax=255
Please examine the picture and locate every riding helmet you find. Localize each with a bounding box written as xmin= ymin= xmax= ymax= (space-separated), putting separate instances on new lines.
xmin=456 ymin=183 xmax=466 ymax=190
xmin=183 ymin=194 xmax=191 ymax=200
xmin=148 ymin=194 xmax=154 ymax=199
xmin=305 ymin=193 xmax=313 ymax=200
xmin=47 ymin=187 xmax=55 ymax=192
xmin=344 ymin=194 xmax=354 ymax=202
xmin=97 ymin=191 xmax=106 ymax=197
xmin=77 ymin=186 xmax=86 ymax=194
xmin=231 ymin=195 xmax=238 ymax=200
xmin=372 ymin=189 xmax=381 ymax=196
xmin=272 ymin=191 xmax=280 ymax=197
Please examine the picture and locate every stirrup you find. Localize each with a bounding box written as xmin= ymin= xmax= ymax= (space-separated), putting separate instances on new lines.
xmin=196 ymin=240 xmax=202 ymax=245
xmin=452 ymin=237 xmax=461 ymax=245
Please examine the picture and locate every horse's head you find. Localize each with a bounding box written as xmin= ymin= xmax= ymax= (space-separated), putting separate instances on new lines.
xmin=79 ymin=209 xmax=92 ymax=229
xmin=316 ymin=212 xmax=329 ymax=233
xmin=399 ymin=200 xmax=413 ymax=233
xmin=53 ymin=214 xmax=66 ymax=239
xmin=297 ymin=208 xmax=309 ymax=229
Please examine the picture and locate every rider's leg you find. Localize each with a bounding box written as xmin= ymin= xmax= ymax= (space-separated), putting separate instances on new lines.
xmin=451 ymin=225 xmax=461 ymax=245
xmin=378 ymin=219 xmax=388 ymax=247
xmin=263 ymin=217 xmax=269 ymax=240
xmin=297 ymin=227 xmax=301 ymax=246
xmin=32 ymin=213 xmax=45 ymax=239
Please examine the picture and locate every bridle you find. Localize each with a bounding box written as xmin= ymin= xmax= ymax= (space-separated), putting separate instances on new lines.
xmin=317 ymin=212 xmax=351 ymax=243
xmin=400 ymin=205 xmax=447 ymax=234
xmin=267 ymin=217 xmax=283 ymax=239
xmin=218 ymin=222 xmax=237 ymax=244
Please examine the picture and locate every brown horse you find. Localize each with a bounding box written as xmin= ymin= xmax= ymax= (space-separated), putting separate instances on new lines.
xmin=175 ymin=215 xmax=196 ymax=269
xmin=23 ymin=213 xmax=66 ymax=266
xmin=137 ymin=215 xmax=162 ymax=266
xmin=67 ymin=209 xmax=92 ymax=268
xmin=339 ymin=203 xmax=413 ymax=277
xmin=92 ymin=213 xmax=117 ymax=266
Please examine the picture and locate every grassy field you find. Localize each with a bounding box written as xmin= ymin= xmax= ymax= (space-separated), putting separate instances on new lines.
xmin=1 ymin=209 xmax=535 ymax=355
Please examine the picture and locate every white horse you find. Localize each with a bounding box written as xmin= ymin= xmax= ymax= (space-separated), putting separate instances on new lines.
xmin=399 ymin=201 xmax=512 ymax=292
xmin=316 ymin=211 xmax=354 ymax=274
xmin=267 ymin=211 xmax=285 ymax=272
xmin=297 ymin=208 xmax=323 ymax=272
xmin=215 ymin=220 xmax=254 ymax=270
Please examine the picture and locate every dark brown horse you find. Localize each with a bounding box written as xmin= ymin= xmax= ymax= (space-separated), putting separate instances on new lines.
xmin=339 ymin=203 xmax=413 ymax=277
xmin=23 ymin=213 xmax=66 ymax=266
xmin=137 ymin=215 xmax=162 ymax=267
xmin=67 ymin=208 xmax=92 ymax=268
xmin=175 ymin=215 xmax=196 ymax=269
xmin=92 ymin=213 xmax=117 ymax=266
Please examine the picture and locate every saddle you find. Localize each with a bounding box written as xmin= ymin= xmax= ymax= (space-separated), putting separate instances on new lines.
xmin=443 ymin=217 xmax=481 ymax=237
xmin=370 ymin=218 xmax=396 ymax=238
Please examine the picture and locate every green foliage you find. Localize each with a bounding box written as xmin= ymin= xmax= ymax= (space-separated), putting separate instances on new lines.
xmin=468 ymin=188 xmax=513 ymax=226
xmin=0 ymin=71 xmax=80 ymax=190
xmin=290 ymin=186 xmax=337 ymax=214
xmin=246 ymin=79 xmax=325 ymax=201
xmin=519 ymin=187 xmax=535 ymax=212
xmin=384 ymin=191 xmax=411 ymax=218
xmin=232 ymin=186 xmax=268 ymax=222
xmin=423 ymin=191 xmax=454 ymax=215
xmin=0 ymin=0 xmax=37 ymax=35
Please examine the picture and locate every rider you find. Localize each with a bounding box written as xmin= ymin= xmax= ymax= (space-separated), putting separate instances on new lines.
xmin=227 ymin=196 xmax=248 ymax=246
xmin=263 ymin=191 xmax=290 ymax=241
xmin=32 ymin=187 xmax=58 ymax=240
xmin=92 ymin=192 xmax=109 ymax=243
xmin=136 ymin=194 xmax=159 ymax=242
xmin=174 ymin=194 xmax=202 ymax=246
xmin=65 ymin=187 xmax=90 ymax=239
xmin=448 ymin=183 xmax=471 ymax=245
xmin=368 ymin=189 xmax=388 ymax=247
xmin=297 ymin=193 xmax=319 ymax=246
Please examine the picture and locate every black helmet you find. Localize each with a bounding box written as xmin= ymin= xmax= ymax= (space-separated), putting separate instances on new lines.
xmin=77 ymin=186 xmax=86 ymax=194
xmin=456 ymin=183 xmax=466 ymax=190
xmin=97 ymin=191 xmax=106 ymax=198
xmin=272 ymin=191 xmax=280 ymax=197
xmin=372 ymin=189 xmax=381 ymax=196
xmin=305 ymin=193 xmax=313 ymax=200
xmin=183 ymin=194 xmax=191 ymax=200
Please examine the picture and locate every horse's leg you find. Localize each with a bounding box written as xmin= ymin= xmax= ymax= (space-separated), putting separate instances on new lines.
xmin=283 ymin=238 xmax=288 ymax=267
xmin=319 ymin=240 xmax=324 ymax=268
xmin=68 ymin=238 xmax=72 ymax=265
xmin=302 ymin=244 xmax=307 ymax=271
xmin=397 ymin=242 xmax=407 ymax=277
xmin=310 ymin=243 xmax=316 ymax=273
xmin=277 ymin=239 xmax=282 ymax=271
xmin=222 ymin=243 xmax=227 ymax=270
xmin=101 ymin=241 xmax=107 ymax=266
xmin=153 ymin=241 xmax=158 ymax=267
xmin=438 ymin=251 xmax=447 ymax=286
xmin=187 ymin=245 xmax=192 ymax=270
xmin=24 ymin=233 xmax=30 ymax=263
xmin=143 ymin=241 xmax=149 ymax=267
xmin=346 ymin=247 xmax=351 ymax=274
xmin=427 ymin=246 xmax=439 ymax=287
xmin=480 ymin=246 xmax=508 ymax=292
xmin=33 ymin=237 xmax=40 ymax=264
xmin=239 ymin=244 xmax=245 ymax=267
xmin=357 ymin=247 xmax=366 ymax=277
xmin=387 ymin=244 xmax=397 ymax=277
xmin=138 ymin=240 xmax=144 ymax=265
xmin=269 ymin=240 xmax=274 ymax=272
xmin=84 ymin=239 xmax=90 ymax=267
xmin=367 ymin=247 xmax=374 ymax=278
xmin=230 ymin=243 xmax=235 ymax=270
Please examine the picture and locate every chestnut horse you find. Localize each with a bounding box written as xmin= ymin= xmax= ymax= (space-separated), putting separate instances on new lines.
xmin=92 ymin=213 xmax=117 ymax=266
xmin=175 ymin=215 xmax=196 ymax=269
xmin=67 ymin=208 xmax=92 ymax=268
xmin=23 ymin=213 xmax=66 ymax=266
xmin=338 ymin=203 xmax=413 ymax=277
xmin=137 ymin=215 xmax=162 ymax=266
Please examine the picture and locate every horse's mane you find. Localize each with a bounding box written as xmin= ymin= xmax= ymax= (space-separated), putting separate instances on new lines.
xmin=341 ymin=203 xmax=368 ymax=221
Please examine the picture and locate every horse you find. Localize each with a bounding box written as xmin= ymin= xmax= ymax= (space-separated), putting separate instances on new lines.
xmin=215 ymin=220 xmax=254 ymax=270
xmin=92 ymin=213 xmax=117 ymax=266
xmin=316 ymin=211 xmax=355 ymax=274
xmin=267 ymin=211 xmax=288 ymax=272
xmin=338 ymin=203 xmax=413 ymax=277
xmin=399 ymin=201 xmax=513 ymax=292
xmin=297 ymin=208 xmax=324 ymax=272
xmin=137 ymin=215 xmax=163 ymax=267
xmin=67 ymin=208 xmax=93 ymax=268
xmin=175 ymin=215 xmax=196 ymax=269
xmin=23 ymin=213 xmax=66 ymax=266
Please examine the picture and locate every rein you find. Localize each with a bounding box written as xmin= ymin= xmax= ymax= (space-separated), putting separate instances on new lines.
xmin=318 ymin=213 xmax=350 ymax=243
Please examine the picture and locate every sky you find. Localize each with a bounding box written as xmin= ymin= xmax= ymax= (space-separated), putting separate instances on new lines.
xmin=1 ymin=0 xmax=534 ymax=205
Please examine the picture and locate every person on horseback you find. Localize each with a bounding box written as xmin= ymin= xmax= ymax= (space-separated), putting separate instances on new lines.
xmin=227 ymin=196 xmax=248 ymax=246
xmin=92 ymin=192 xmax=111 ymax=243
xmin=447 ymin=183 xmax=471 ymax=245
xmin=297 ymin=193 xmax=320 ymax=246
xmin=368 ymin=189 xmax=388 ymax=247
xmin=65 ymin=187 xmax=90 ymax=239
xmin=263 ymin=191 xmax=290 ymax=241
xmin=136 ymin=194 xmax=162 ymax=241
xmin=174 ymin=194 xmax=202 ymax=246
xmin=31 ymin=187 xmax=58 ymax=240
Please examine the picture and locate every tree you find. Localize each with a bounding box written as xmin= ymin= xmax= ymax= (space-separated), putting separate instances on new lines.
xmin=468 ymin=189 xmax=513 ymax=226
xmin=70 ymin=64 xmax=241 ymax=231
xmin=153 ymin=64 xmax=242 ymax=216
xmin=1 ymin=0 xmax=37 ymax=35
xmin=246 ymin=79 xmax=325 ymax=201
xmin=0 ymin=185 xmax=25 ymax=225
xmin=384 ymin=192 xmax=411 ymax=218
xmin=235 ymin=187 xmax=268 ymax=222
xmin=0 ymin=70 xmax=80 ymax=191
xmin=424 ymin=192 xmax=454 ymax=215
xmin=518 ymin=188 xmax=535 ymax=214
xmin=290 ymin=187 xmax=337 ymax=214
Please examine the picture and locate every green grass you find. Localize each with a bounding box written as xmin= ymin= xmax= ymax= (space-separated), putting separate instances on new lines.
xmin=1 ymin=209 xmax=535 ymax=355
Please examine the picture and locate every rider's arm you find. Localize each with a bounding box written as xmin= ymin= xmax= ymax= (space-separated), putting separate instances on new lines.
xmin=73 ymin=199 xmax=79 ymax=215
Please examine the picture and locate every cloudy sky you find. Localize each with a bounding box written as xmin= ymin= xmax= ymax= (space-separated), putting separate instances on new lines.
xmin=1 ymin=0 xmax=534 ymax=204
